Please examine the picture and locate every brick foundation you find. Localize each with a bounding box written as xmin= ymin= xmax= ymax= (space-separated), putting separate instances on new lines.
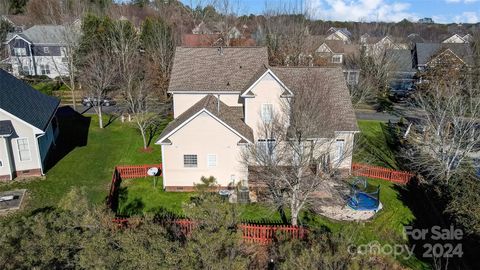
xmin=14 ymin=169 xmax=42 ymax=179
xmin=0 ymin=175 xmax=11 ymax=181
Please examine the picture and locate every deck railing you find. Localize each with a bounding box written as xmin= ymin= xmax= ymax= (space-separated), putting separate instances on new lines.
xmin=351 ymin=163 xmax=414 ymax=184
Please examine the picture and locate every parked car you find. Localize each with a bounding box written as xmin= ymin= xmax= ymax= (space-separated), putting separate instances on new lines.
xmin=390 ymin=89 xmax=413 ymax=103
xmin=82 ymin=96 xmax=116 ymax=107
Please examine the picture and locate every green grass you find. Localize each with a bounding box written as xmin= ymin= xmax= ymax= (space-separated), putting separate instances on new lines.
xmin=0 ymin=115 xmax=164 ymax=211
xmin=353 ymin=120 xmax=399 ymax=169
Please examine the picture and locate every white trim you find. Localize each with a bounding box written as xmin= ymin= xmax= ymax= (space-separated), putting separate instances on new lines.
xmin=161 ymin=144 xmax=166 ymax=190
xmin=426 ymin=48 xmax=466 ymax=66
xmin=169 ymin=90 xmax=241 ymax=94
xmin=316 ymin=43 xmax=333 ymax=54
xmin=6 ymin=34 xmax=31 ymax=45
xmin=35 ymin=133 xmax=45 ymax=175
xmin=0 ymin=108 xmax=44 ymax=134
xmin=15 ymin=137 xmax=31 ymax=162
xmin=155 ymin=108 xmax=253 ymax=145
xmin=240 ymin=69 xmax=294 ymax=98
xmin=244 ymin=99 xmax=248 ymax=123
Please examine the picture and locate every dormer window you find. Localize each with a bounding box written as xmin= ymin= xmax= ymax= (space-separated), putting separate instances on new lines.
xmin=43 ymin=47 xmax=49 ymax=54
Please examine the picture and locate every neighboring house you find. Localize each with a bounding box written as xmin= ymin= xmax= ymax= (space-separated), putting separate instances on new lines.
xmin=0 ymin=69 xmax=60 ymax=181
xmin=362 ymin=35 xmax=408 ymax=56
xmin=442 ymin=34 xmax=467 ymax=44
xmin=156 ymin=47 xmax=358 ymax=191
xmin=182 ymin=34 xmax=219 ymax=46
xmin=192 ymin=21 xmax=214 ymax=35
xmin=463 ymin=34 xmax=473 ymax=43
xmin=386 ymin=49 xmax=416 ymax=91
xmin=227 ymin=26 xmax=242 ymax=39
xmin=314 ymin=40 xmax=360 ymax=85
xmin=413 ymin=43 xmax=473 ymax=71
xmin=5 ymin=25 xmax=69 ymax=78
xmin=325 ymin=27 xmax=351 ymax=44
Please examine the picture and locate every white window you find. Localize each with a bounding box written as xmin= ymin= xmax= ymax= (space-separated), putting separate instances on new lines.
xmin=14 ymin=47 xmax=26 ymax=56
xmin=40 ymin=64 xmax=50 ymax=75
xmin=335 ymin=139 xmax=345 ymax=163
xmin=258 ymin=139 xmax=276 ymax=158
xmin=17 ymin=138 xmax=31 ymax=161
xmin=184 ymin=154 xmax=197 ymax=168
xmin=43 ymin=47 xmax=49 ymax=53
xmin=332 ymin=54 xmax=343 ymax=64
xmin=261 ymin=103 xmax=273 ymax=123
xmin=207 ymin=154 xmax=217 ymax=168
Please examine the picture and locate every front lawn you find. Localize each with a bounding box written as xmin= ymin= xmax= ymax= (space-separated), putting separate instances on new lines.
xmin=0 ymin=112 xmax=167 ymax=211
xmin=353 ymin=120 xmax=399 ymax=169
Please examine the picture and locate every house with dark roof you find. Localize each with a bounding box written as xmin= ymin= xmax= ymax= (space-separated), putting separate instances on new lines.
xmin=155 ymin=47 xmax=358 ymax=191
xmin=0 ymin=69 xmax=59 ymax=180
xmin=413 ymin=43 xmax=474 ymax=71
xmin=5 ymin=25 xmax=70 ymax=78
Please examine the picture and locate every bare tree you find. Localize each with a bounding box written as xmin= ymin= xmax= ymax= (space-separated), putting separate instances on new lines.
xmin=110 ymin=19 xmax=161 ymax=149
xmin=263 ymin=3 xmax=310 ymax=66
xmin=404 ymin=65 xmax=480 ymax=184
xmin=242 ymin=70 xmax=355 ymax=226
xmin=141 ymin=17 xmax=175 ymax=101
xmin=80 ymin=50 xmax=118 ymax=128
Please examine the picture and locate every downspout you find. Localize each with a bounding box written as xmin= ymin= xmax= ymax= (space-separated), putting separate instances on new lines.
xmin=34 ymin=133 xmax=46 ymax=175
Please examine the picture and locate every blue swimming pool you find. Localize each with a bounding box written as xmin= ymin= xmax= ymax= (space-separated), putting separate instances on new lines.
xmin=348 ymin=192 xmax=380 ymax=211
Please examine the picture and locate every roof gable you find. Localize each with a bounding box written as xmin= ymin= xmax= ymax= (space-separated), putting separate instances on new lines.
xmin=442 ymin=34 xmax=466 ymax=44
xmin=156 ymin=95 xmax=253 ymax=144
xmin=316 ymin=43 xmax=333 ymax=53
xmin=240 ymin=69 xmax=293 ymax=98
xmin=0 ymin=69 xmax=59 ymax=131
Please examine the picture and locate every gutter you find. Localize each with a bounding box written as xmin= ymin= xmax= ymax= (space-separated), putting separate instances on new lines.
xmin=34 ymin=132 xmax=46 ymax=176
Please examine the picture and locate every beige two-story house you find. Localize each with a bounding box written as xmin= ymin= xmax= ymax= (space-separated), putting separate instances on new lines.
xmin=156 ymin=47 xmax=358 ymax=191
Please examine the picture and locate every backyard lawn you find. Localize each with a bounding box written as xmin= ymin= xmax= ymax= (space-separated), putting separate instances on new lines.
xmin=0 ymin=112 xmax=167 ymax=211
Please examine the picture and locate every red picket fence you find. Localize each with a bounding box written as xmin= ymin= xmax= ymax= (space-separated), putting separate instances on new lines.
xmin=117 ymin=164 xmax=163 ymax=179
xmin=112 ymin=218 xmax=307 ymax=244
xmin=351 ymin=163 xmax=414 ymax=184
xmin=239 ymin=223 xmax=307 ymax=244
xmin=107 ymin=164 xmax=162 ymax=208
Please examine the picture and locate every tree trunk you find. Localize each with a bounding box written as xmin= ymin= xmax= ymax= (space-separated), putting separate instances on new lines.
xmin=98 ymin=105 xmax=103 ymax=128
xmin=140 ymin=126 xmax=147 ymax=149
xmin=70 ymin=76 xmax=76 ymax=110
xmin=290 ymin=192 xmax=299 ymax=226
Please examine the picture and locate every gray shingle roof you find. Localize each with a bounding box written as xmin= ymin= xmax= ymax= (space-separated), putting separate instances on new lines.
xmin=270 ymin=67 xmax=359 ymax=137
xmin=415 ymin=43 xmax=474 ymax=66
xmin=17 ymin=25 xmax=66 ymax=44
xmin=0 ymin=69 xmax=59 ymax=131
xmin=0 ymin=120 xmax=14 ymax=136
xmin=158 ymin=95 xmax=253 ymax=143
xmin=168 ymin=47 xmax=269 ymax=92
xmin=387 ymin=49 xmax=415 ymax=72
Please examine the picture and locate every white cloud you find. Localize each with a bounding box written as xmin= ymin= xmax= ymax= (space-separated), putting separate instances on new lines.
xmin=306 ymin=0 xmax=418 ymax=22
xmin=453 ymin=11 xmax=479 ymax=23
xmin=445 ymin=0 xmax=478 ymax=3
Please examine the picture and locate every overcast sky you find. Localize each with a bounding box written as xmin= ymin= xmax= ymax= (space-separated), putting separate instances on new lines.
xmin=179 ymin=0 xmax=480 ymax=23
